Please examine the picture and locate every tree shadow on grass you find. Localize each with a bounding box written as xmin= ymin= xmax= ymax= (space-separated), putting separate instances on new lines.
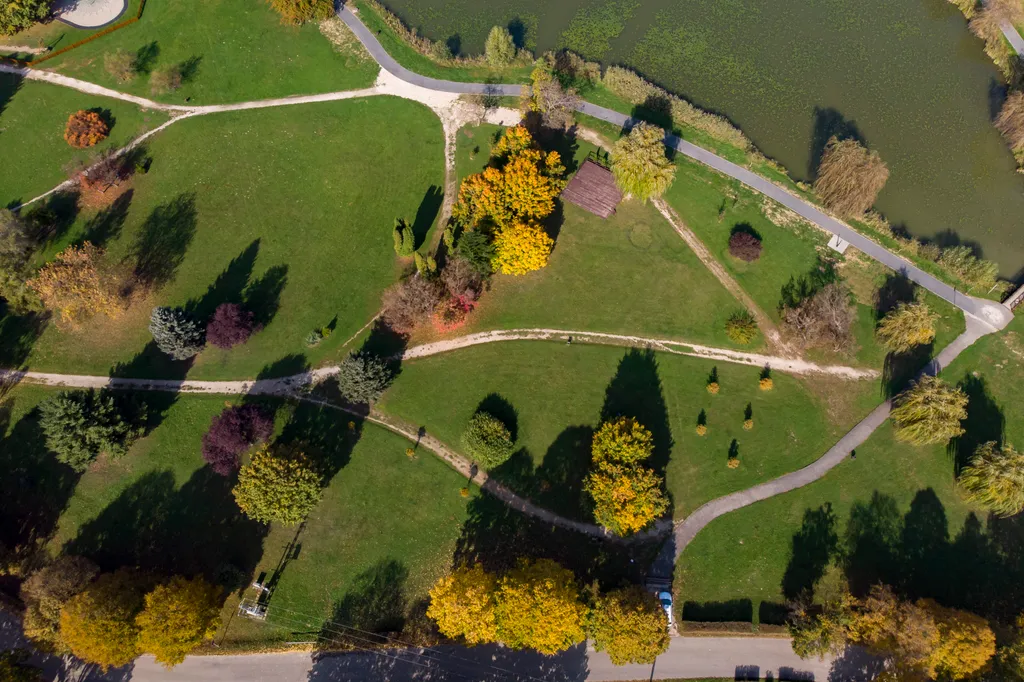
xmin=130 ymin=192 xmax=197 ymax=290
xmin=781 ymin=503 xmax=839 ymax=601
xmin=0 ymin=71 xmax=22 ymax=127
xmin=881 ymin=342 xmax=933 ymax=399
xmin=948 ymin=373 xmax=1004 ymax=475
xmin=317 ymin=559 xmax=409 ymax=649
xmin=534 ymin=425 xmax=594 ymax=520
xmin=475 ymin=393 xmax=518 ymax=441
xmin=357 ymin=319 xmax=408 ymax=379
xmin=80 ymin=189 xmax=132 ymax=247
xmin=245 ymin=264 xmax=288 ymax=329
xmin=0 ymin=308 xmax=49 ymax=369
xmin=108 ymin=341 xmax=193 ymax=427
xmin=410 ymin=186 xmax=443 ymax=250
xmin=183 ymin=239 xmax=260 ymax=322
xmin=873 ymin=272 xmax=917 ymax=321
xmin=134 ymin=41 xmax=160 ymax=74
xmin=680 ymin=599 xmax=753 ymax=622
xmin=26 ymin=189 xmax=80 ymax=246
xmin=278 ymin=391 xmax=363 ymax=486
xmin=0 ymin=403 xmax=80 ymax=549
xmin=453 ymin=491 xmax=658 ymax=589
xmin=65 ymin=467 xmax=267 ymax=590
xmin=601 ymin=348 xmax=673 ymax=478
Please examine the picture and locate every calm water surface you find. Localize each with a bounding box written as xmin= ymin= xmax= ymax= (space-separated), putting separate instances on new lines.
xmin=381 ymin=0 xmax=1024 ymax=275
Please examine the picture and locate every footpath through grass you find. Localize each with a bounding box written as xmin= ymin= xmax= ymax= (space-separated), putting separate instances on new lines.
xmin=450 ymin=124 xmax=747 ymax=350
xmin=0 ymin=76 xmax=168 ymax=208
xmin=25 ymin=0 xmax=379 ymax=104
xmin=677 ymin=317 xmax=1024 ymax=627
xmin=17 ymin=96 xmax=444 ymax=379
xmin=378 ymin=341 xmax=878 ymax=520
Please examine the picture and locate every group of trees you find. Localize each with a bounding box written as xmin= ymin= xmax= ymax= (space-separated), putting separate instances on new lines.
xmin=38 ymin=389 xmax=143 ymax=471
xmin=585 ymin=417 xmax=668 ymax=536
xmin=104 ymin=50 xmax=186 ymax=95
xmin=452 ymin=125 xmax=565 ymax=277
xmin=427 ymin=559 xmax=669 ymax=663
xmin=21 ymin=556 xmax=221 ymax=670
xmin=380 ymin=254 xmax=483 ymax=334
xmin=149 ymin=301 xmax=258 ymax=362
xmin=790 ymin=583 xmax=996 ymax=681
xmin=610 ymin=123 xmax=677 ymax=203
xmin=524 ymin=59 xmax=581 ymax=131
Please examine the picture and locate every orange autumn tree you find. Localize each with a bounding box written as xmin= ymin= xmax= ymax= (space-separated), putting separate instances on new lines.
xmin=452 ymin=126 xmax=565 ymax=276
xmin=27 ymin=242 xmax=125 ymax=328
xmin=64 ymin=111 xmax=109 ymax=149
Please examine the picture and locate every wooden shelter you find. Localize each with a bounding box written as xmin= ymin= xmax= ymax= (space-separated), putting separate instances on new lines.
xmin=561 ymin=158 xmax=622 ymax=219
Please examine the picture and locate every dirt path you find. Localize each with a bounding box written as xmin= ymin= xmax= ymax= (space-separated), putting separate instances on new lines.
xmin=653 ymin=198 xmax=789 ymax=353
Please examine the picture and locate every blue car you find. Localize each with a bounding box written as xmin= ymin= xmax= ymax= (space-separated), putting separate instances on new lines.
xmin=658 ymin=591 xmax=675 ymax=629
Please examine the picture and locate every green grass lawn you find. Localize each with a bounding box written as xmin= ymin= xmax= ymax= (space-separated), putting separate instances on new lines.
xmin=21 ymin=0 xmax=379 ymax=104
xmin=663 ymin=157 xmax=965 ymax=368
xmin=13 ymin=95 xmax=444 ymax=379
xmin=676 ymin=317 xmax=1024 ymax=627
xmin=378 ymin=341 xmax=879 ymax=520
xmin=0 ymin=75 xmax=168 ymax=207
xmin=452 ymin=124 xmax=748 ymax=349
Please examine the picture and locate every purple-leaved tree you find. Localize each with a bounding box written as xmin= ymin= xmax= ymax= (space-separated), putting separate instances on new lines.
xmin=201 ymin=404 xmax=273 ymax=475
xmin=206 ymin=303 xmax=255 ymax=349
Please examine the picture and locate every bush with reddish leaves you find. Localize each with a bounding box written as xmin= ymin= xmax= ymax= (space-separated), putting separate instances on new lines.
xmin=433 ymin=297 xmax=472 ymax=333
xmin=201 ymin=404 xmax=273 ymax=475
xmin=728 ymin=231 xmax=762 ymax=262
xmin=206 ymin=303 xmax=256 ymax=349
xmin=64 ymin=111 xmax=110 ymax=149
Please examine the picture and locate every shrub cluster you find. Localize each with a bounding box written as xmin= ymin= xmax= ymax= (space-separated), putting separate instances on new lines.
xmin=38 ymin=390 xmax=143 ymax=471
xmin=64 ymin=111 xmax=109 ymax=149
xmin=725 ymin=311 xmax=759 ymax=345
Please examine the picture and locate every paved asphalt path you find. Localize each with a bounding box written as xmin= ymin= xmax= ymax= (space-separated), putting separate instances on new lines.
xmin=339 ymin=6 xmax=1012 ymax=335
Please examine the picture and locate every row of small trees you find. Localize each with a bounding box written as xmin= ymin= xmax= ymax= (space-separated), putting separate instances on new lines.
xmin=21 ymin=555 xmax=221 ymax=670
xmin=427 ymin=559 xmax=669 ymax=664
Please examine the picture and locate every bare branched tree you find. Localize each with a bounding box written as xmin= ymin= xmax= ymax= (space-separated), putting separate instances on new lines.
xmin=381 ymin=275 xmax=444 ymax=333
xmin=813 ymin=137 xmax=889 ymax=217
xmin=781 ymin=282 xmax=856 ymax=353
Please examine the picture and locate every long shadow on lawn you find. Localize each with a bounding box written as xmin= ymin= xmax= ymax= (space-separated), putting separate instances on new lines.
xmin=410 ymin=186 xmax=443 ymax=249
xmin=109 ymin=341 xmax=193 ymax=430
xmin=314 ymin=559 xmax=410 ymax=652
xmin=881 ymin=342 xmax=934 ymax=399
xmin=778 ymin=488 xmax=1024 ymax=622
xmin=27 ymin=190 xmax=80 ymax=246
xmin=780 ymin=503 xmax=839 ymax=601
xmin=0 ymin=307 xmax=49 ymax=370
xmin=80 ymin=189 xmax=133 ymax=247
xmin=948 ymin=373 xmax=1004 ymax=475
xmin=184 ymin=240 xmax=260 ymax=322
xmin=808 ymin=107 xmax=865 ymax=180
xmin=131 ymin=192 xmax=198 ymax=290
xmin=66 ymin=467 xmax=268 ymax=591
xmin=0 ymin=400 xmax=80 ymax=549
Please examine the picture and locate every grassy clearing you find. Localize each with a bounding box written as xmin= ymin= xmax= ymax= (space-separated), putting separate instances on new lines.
xmin=378 ymin=341 xmax=879 ymax=520
xmin=677 ymin=317 xmax=1024 ymax=626
xmin=13 ymin=96 xmax=444 ymax=379
xmin=449 ymin=123 xmax=746 ymax=349
xmin=0 ymin=76 xmax=168 ymax=207
xmin=27 ymin=0 xmax=379 ymax=104
xmin=663 ymin=157 xmax=965 ymax=368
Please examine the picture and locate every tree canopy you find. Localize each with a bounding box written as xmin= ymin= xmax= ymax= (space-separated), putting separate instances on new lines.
xmin=590 ymin=586 xmax=669 ymax=665
xmin=336 ymin=352 xmax=395 ymax=404
xmin=591 ymin=417 xmax=655 ymax=465
xmin=0 ymin=0 xmax=50 ymax=35
xmin=38 ymin=390 xmax=142 ymax=471
xmin=610 ymin=122 xmax=676 ymax=202
xmin=232 ymin=444 xmax=323 ymax=525
xmin=27 ymin=242 xmax=123 ymax=328
xmin=876 ymin=302 xmax=937 ymax=354
xmin=21 ymin=556 xmax=98 ymax=654
xmin=484 ymin=26 xmax=516 ymax=67
xmin=426 ymin=564 xmax=499 ymax=645
xmin=136 ymin=576 xmax=222 ymax=668
xmin=959 ymin=441 xmax=1024 ymax=517
xmin=890 ymin=376 xmax=968 ymax=445
xmin=461 ymin=411 xmax=515 ymax=468
xmin=149 ymin=306 xmax=205 ymax=360
xmin=59 ymin=570 xmax=148 ymax=671
xmin=813 ymin=137 xmax=889 ymax=217
xmin=490 ymin=221 xmax=554 ymax=276
xmin=585 ymin=462 xmax=669 ymax=536
xmin=494 ymin=559 xmax=588 ymax=655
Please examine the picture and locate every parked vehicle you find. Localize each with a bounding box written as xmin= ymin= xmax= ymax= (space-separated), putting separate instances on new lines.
xmin=658 ymin=591 xmax=675 ymax=629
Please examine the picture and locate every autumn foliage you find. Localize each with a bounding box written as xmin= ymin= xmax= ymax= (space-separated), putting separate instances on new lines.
xmin=135 ymin=577 xmax=222 ymax=668
xmin=426 ymin=564 xmax=499 ymax=645
xmin=64 ymin=111 xmax=110 ymax=149
xmin=201 ymin=404 xmax=274 ymax=476
xmin=266 ymin=0 xmax=334 ymax=25
xmin=585 ymin=417 xmax=668 ymax=536
xmin=491 ymin=221 xmax=554 ymax=276
xmin=814 ymin=137 xmax=889 ymax=217
xmin=590 ymin=586 xmax=670 ymax=665
xmin=494 ymin=559 xmax=588 ymax=655
xmin=59 ymin=570 xmax=147 ymax=671
xmin=27 ymin=242 xmax=124 ymax=328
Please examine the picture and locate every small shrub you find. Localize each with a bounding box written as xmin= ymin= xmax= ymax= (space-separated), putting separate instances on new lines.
xmin=206 ymin=303 xmax=255 ymax=349
xmin=759 ymin=377 xmax=774 ymax=391
xmin=267 ymin=0 xmax=335 ymax=25
xmin=150 ymin=65 xmax=182 ymax=94
xmin=336 ymin=352 xmax=395 ymax=404
xmin=743 ymin=419 xmax=754 ymax=431
xmin=442 ymin=224 xmax=456 ymax=248
xmin=104 ymin=50 xmax=137 ymax=83
xmin=414 ymin=251 xmax=437 ymax=275
xmin=149 ymin=307 xmax=205 ymax=360
xmin=695 ymin=424 xmax=707 ymax=436
xmin=304 ymin=328 xmax=324 ymax=348
xmin=433 ymin=296 xmax=471 ymax=332
xmin=484 ymin=26 xmax=516 ymax=67
xmin=727 ymin=457 xmax=740 ymax=469
xmin=459 ymin=486 xmax=470 ymax=498
xmin=405 ymin=447 xmax=415 ymax=458
xmin=706 ymin=382 xmax=720 ymax=394
xmin=64 ymin=111 xmax=109 ymax=149
xmin=461 ymin=411 xmax=515 ymax=469
xmin=728 ymin=231 xmax=762 ymax=262
xmin=725 ymin=311 xmax=759 ymax=344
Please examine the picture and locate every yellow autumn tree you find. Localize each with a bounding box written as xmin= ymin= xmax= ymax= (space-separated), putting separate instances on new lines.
xmin=924 ymin=600 xmax=996 ymax=680
xmin=491 ymin=221 xmax=554 ymax=275
xmin=136 ymin=576 xmax=222 ymax=668
xmin=426 ymin=564 xmax=499 ymax=645
xmin=590 ymin=586 xmax=669 ymax=665
xmin=452 ymin=126 xmax=566 ymax=230
xmin=59 ymin=570 xmax=147 ymax=670
xmin=27 ymin=242 xmax=124 ymax=328
xmin=494 ymin=558 xmax=587 ymax=654
xmin=585 ymin=463 xmax=669 ymax=536
xmin=591 ymin=417 xmax=655 ymax=465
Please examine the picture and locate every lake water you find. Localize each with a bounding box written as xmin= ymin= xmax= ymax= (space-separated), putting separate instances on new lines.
xmin=380 ymin=0 xmax=1024 ymax=276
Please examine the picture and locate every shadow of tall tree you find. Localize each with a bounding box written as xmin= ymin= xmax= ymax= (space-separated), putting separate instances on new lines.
xmin=781 ymin=503 xmax=839 ymax=600
xmin=949 ymin=373 xmax=1004 ymax=475
xmin=316 ymin=559 xmax=409 ymax=648
xmin=0 ymin=308 xmax=49 ymax=369
xmin=130 ymin=192 xmax=197 ymax=289
xmin=873 ymin=273 xmax=916 ymax=321
xmin=65 ymin=467 xmax=267 ymax=590
xmin=0 ymin=71 xmax=22 ymax=142
xmin=410 ymin=186 xmax=443 ymax=249
xmin=184 ymin=240 xmax=260 ymax=321
xmin=881 ymin=342 xmax=933 ymax=399
xmin=600 ymin=348 xmax=673 ymax=477
xmin=245 ymin=264 xmax=288 ymax=329
xmin=0 ymin=403 xmax=80 ymax=549
xmin=26 ymin=190 xmax=80 ymax=245
xmin=80 ymin=190 xmax=133 ymax=247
